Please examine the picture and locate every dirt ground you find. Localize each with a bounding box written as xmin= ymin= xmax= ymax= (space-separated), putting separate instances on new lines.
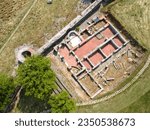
xmin=48 ymin=54 xmax=90 ymax=102
xmin=78 ymin=0 xmax=150 ymax=112
xmin=80 ymin=75 xmax=100 ymax=96
xmin=92 ymin=43 xmax=145 ymax=98
xmin=0 ymin=0 xmax=31 ymax=47
xmin=47 ymin=9 xmax=146 ymax=101
xmin=50 ymin=40 xmax=145 ymax=101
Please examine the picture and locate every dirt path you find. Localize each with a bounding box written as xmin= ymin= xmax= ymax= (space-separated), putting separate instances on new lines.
xmin=11 ymin=87 xmax=22 ymax=113
xmin=0 ymin=0 xmax=38 ymax=54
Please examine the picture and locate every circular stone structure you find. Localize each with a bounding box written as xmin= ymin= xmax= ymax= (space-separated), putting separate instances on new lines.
xmin=22 ymin=51 xmax=32 ymax=58
xmin=15 ymin=45 xmax=35 ymax=64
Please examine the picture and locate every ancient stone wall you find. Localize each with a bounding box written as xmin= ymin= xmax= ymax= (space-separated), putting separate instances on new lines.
xmin=37 ymin=0 xmax=103 ymax=54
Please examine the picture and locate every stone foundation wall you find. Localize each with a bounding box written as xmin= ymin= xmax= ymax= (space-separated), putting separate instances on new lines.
xmin=37 ymin=0 xmax=103 ymax=55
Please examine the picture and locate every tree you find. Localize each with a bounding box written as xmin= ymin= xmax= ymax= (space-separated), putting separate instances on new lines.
xmin=0 ymin=73 xmax=15 ymax=112
xmin=48 ymin=91 xmax=76 ymax=113
xmin=15 ymin=55 xmax=57 ymax=100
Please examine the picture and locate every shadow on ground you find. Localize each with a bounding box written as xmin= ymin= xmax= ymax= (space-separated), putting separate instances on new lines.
xmin=17 ymin=90 xmax=50 ymax=113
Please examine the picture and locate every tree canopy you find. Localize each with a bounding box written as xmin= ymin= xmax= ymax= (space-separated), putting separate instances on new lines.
xmin=15 ymin=55 xmax=57 ymax=100
xmin=15 ymin=55 xmax=76 ymax=113
xmin=48 ymin=91 xmax=76 ymax=113
xmin=0 ymin=73 xmax=15 ymax=112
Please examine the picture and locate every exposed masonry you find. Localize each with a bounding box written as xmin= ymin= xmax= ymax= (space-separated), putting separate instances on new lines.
xmin=53 ymin=16 xmax=129 ymax=99
xmin=37 ymin=0 xmax=103 ymax=54
xmin=37 ymin=0 xmax=130 ymax=99
xmin=76 ymin=55 xmax=150 ymax=106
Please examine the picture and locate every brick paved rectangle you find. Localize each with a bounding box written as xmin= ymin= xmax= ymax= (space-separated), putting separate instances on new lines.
xmin=89 ymin=51 xmax=104 ymax=66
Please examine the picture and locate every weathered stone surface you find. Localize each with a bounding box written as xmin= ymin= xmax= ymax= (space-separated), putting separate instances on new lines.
xmin=37 ymin=0 xmax=103 ymax=54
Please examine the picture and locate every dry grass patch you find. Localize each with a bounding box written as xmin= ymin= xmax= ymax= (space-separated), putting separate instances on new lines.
xmin=0 ymin=0 xmax=85 ymax=73
xmin=108 ymin=0 xmax=150 ymax=49
xmin=0 ymin=0 xmax=33 ymax=47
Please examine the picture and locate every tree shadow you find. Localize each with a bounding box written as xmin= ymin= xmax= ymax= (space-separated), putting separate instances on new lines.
xmin=17 ymin=90 xmax=50 ymax=113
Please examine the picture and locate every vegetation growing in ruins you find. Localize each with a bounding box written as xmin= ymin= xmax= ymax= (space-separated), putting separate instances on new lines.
xmin=75 ymin=26 xmax=80 ymax=32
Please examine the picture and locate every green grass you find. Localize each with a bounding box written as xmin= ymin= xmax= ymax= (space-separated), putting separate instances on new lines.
xmin=107 ymin=0 xmax=150 ymax=50
xmin=77 ymin=0 xmax=150 ymax=112
xmin=77 ymin=65 xmax=150 ymax=112
xmin=108 ymin=0 xmax=150 ymax=113
xmin=94 ymin=52 xmax=148 ymax=100
xmin=0 ymin=0 xmax=81 ymax=74
xmin=120 ymin=90 xmax=150 ymax=113
xmin=1 ymin=0 xmax=150 ymax=113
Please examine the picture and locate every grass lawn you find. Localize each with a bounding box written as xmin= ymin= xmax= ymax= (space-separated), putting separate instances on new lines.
xmin=0 ymin=0 xmax=82 ymax=74
xmin=77 ymin=65 xmax=150 ymax=112
xmin=0 ymin=0 xmax=33 ymax=48
xmin=107 ymin=0 xmax=150 ymax=50
xmin=78 ymin=0 xmax=150 ymax=112
xmin=1 ymin=0 xmax=150 ymax=113
xmin=0 ymin=0 xmax=85 ymax=112
xmin=120 ymin=90 xmax=150 ymax=113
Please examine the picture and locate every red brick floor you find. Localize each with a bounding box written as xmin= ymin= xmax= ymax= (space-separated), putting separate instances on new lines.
xmin=74 ymin=37 xmax=105 ymax=59
xmin=58 ymin=24 xmax=118 ymax=70
xmin=102 ymin=26 xmax=114 ymax=38
xmin=82 ymin=60 xmax=92 ymax=70
xmin=89 ymin=51 xmax=104 ymax=66
xmin=113 ymin=36 xmax=124 ymax=47
xmin=102 ymin=42 xmax=116 ymax=56
xmin=59 ymin=46 xmax=77 ymax=67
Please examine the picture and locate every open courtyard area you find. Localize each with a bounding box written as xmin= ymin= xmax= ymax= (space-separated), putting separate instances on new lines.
xmin=47 ymin=13 xmax=145 ymax=102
